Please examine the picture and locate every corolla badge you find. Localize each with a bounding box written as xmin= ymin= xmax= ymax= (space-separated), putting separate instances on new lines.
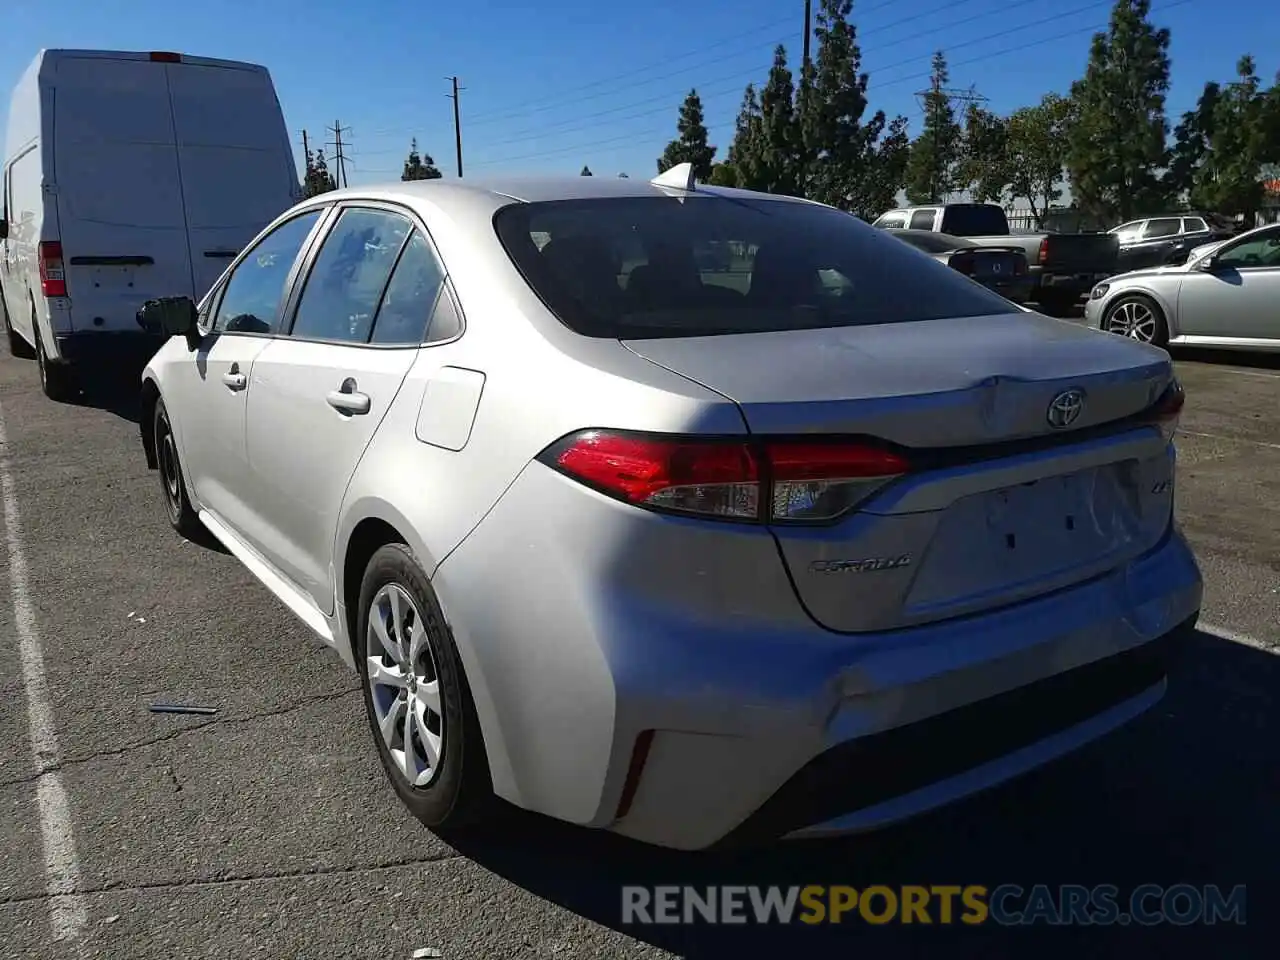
xmin=1046 ymin=388 xmax=1085 ymax=429
xmin=810 ymin=556 xmax=912 ymax=574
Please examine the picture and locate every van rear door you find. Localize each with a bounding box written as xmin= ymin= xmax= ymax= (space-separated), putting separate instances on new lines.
xmin=50 ymin=56 xmax=195 ymax=332
xmin=166 ymin=62 xmax=297 ymax=300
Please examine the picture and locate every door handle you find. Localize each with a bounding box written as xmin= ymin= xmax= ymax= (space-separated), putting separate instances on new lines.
xmin=222 ymin=372 xmax=247 ymax=390
xmin=327 ymin=379 xmax=371 ymax=415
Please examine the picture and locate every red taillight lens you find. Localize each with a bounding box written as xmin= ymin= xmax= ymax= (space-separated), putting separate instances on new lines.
xmin=1144 ymin=380 xmax=1185 ymax=443
xmin=150 ymin=51 xmax=183 ymax=63
xmin=1037 ymin=237 xmax=1050 ymax=265
xmin=38 ymin=241 xmax=66 ymax=297
xmin=542 ymin=430 xmax=910 ymax=524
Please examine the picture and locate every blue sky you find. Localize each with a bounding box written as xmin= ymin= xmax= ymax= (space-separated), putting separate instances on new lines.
xmin=0 ymin=0 xmax=1273 ymax=185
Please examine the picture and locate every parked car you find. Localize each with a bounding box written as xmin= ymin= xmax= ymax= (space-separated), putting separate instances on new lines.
xmin=0 ymin=48 xmax=300 ymax=400
xmin=872 ymin=203 xmax=1119 ymax=315
xmin=1083 ymin=222 xmax=1280 ymax=351
xmin=887 ymin=228 xmax=1033 ymax=303
xmin=138 ymin=167 xmax=1201 ymax=851
xmin=1109 ymin=212 xmax=1236 ymax=272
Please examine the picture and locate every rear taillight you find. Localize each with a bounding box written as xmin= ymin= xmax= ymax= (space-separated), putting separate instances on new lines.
xmin=540 ymin=430 xmax=910 ymax=524
xmin=1144 ymin=380 xmax=1185 ymax=443
xmin=1037 ymin=237 xmax=1050 ymax=265
xmin=38 ymin=242 xmax=66 ymax=297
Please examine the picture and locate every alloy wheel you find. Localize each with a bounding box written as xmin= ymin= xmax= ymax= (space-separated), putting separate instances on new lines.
xmin=1106 ymin=299 xmax=1158 ymax=342
xmin=365 ymin=583 xmax=446 ymax=788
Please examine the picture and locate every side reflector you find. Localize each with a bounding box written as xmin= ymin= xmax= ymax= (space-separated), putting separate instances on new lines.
xmin=615 ymin=729 xmax=655 ymax=820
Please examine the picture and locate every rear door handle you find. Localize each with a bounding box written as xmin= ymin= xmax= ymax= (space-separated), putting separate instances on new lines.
xmin=222 ymin=372 xmax=247 ymax=391
xmin=327 ymin=380 xmax=371 ymax=415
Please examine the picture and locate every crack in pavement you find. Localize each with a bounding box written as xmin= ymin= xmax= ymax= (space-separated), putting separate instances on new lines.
xmin=0 ymin=851 xmax=466 ymax=906
xmin=0 ymin=686 xmax=360 ymax=789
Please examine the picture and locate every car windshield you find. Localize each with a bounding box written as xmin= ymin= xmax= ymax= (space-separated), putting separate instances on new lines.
xmin=493 ymin=196 xmax=1019 ymax=339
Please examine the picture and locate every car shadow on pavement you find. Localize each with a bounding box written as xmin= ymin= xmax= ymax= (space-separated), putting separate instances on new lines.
xmin=72 ymin=365 xmax=145 ymax=423
xmin=442 ymin=628 xmax=1277 ymax=958
xmin=1172 ymin=347 xmax=1280 ymax=372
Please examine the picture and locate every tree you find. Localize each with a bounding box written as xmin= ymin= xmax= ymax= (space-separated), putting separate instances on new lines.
xmin=904 ymin=51 xmax=963 ymax=203
xmin=850 ymin=115 xmax=912 ymax=218
xmin=580 ymin=165 xmax=593 ymax=176
xmin=617 ymin=172 xmax=629 ymax=178
xmin=724 ymin=85 xmax=766 ymax=190
xmin=707 ymin=162 xmax=740 ymax=187
xmin=401 ymin=138 xmax=442 ymax=181
xmin=957 ymin=105 xmax=1010 ymax=203
xmin=302 ymin=148 xmax=336 ymax=198
xmin=1066 ymin=0 xmax=1172 ymax=222
xmin=1189 ymin=57 xmax=1273 ymax=220
xmin=1166 ymin=81 xmax=1222 ymax=203
xmin=756 ymin=45 xmax=802 ymax=196
xmin=800 ymin=0 xmax=908 ymax=217
xmin=1005 ymin=93 xmax=1076 ymax=221
xmin=657 ymin=89 xmax=716 ymax=180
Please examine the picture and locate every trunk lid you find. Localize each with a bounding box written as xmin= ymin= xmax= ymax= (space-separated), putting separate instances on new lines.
xmin=623 ymin=314 xmax=1177 ymax=633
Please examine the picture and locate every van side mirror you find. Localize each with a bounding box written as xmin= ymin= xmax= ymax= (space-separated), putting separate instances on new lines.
xmin=138 ymin=296 xmax=199 ymax=343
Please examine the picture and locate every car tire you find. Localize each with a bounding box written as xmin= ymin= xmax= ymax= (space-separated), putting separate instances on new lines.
xmin=1 ymin=290 xmax=35 ymax=359
xmin=357 ymin=543 xmax=494 ymax=831
xmin=153 ymin=396 xmax=203 ymax=539
xmin=32 ymin=308 xmax=77 ymax=402
xmin=1103 ymin=293 xmax=1169 ymax=348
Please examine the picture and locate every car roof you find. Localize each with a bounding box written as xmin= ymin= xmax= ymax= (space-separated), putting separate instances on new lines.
xmin=301 ymin=175 xmax=817 ymax=222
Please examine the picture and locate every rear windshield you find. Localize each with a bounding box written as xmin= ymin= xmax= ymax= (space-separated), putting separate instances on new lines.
xmin=493 ymin=197 xmax=1019 ymax=339
xmin=938 ymin=205 xmax=1008 ymax=236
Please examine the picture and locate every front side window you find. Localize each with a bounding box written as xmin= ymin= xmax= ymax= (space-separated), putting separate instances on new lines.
xmin=212 ymin=210 xmax=322 ymax=334
xmin=1215 ymin=228 xmax=1280 ymax=269
xmin=493 ymin=196 xmax=1020 ymax=340
xmin=289 ymin=208 xmax=412 ymax=343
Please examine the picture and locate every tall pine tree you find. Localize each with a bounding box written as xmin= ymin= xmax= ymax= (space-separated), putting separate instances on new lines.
xmin=904 ymin=51 xmax=962 ymax=203
xmin=757 ymin=45 xmax=801 ymax=197
xmin=657 ymin=90 xmax=717 ymax=180
xmin=401 ymin=138 xmax=443 ymax=181
xmin=303 ymin=148 xmax=337 ymax=198
xmin=1066 ymin=0 xmax=1172 ymax=221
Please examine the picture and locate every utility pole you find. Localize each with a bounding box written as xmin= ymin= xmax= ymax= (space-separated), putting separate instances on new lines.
xmin=301 ymin=129 xmax=310 ymax=164
xmin=446 ymin=77 xmax=464 ymax=177
xmin=914 ymin=81 xmax=986 ymax=203
xmin=802 ymin=0 xmax=812 ymax=73
xmin=327 ymin=120 xmax=352 ymax=188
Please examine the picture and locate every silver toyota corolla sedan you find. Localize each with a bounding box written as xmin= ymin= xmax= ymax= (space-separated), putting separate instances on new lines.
xmin=137 ymin=166 xmax=1202 ymax=851
xmin=1084 ymin=221 xmax=1280 ymax=352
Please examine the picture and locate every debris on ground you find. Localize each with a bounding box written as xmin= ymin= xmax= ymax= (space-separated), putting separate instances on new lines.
xmin=148 ymin=703 xmax=218 ymax=716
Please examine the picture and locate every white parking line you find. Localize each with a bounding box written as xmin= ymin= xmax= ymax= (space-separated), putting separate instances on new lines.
xmin=0 ymin=405 xmax=87 ymax=945
xmin=1181 ymin=430 xmax=1280 ymax=451
xmin=1199 ymin=621 xmax=1276 ymax=652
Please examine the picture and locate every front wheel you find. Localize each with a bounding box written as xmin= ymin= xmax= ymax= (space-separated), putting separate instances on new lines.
xmin=1103 ymin=294 xmax=1169 ymax=347
xmin=357 ymin=543 xmax=494 ymax=831
xmin=153 ymin=397 xmax=203 ymax=539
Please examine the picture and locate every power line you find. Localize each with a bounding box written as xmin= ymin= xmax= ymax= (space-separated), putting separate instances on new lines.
xmin=916 ymin=81 xmax=987 ymax=203
xmin=470 ymin=0 xmax=1111 ymax=154
xmin=468 ymin=0 xmax=1197 ymax=170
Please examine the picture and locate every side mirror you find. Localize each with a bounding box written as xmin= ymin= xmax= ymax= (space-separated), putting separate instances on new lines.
xmin=138 ymin=296 xmax=200 ymax=344
xmin=0 ymin=219 xmax=8 ymax=240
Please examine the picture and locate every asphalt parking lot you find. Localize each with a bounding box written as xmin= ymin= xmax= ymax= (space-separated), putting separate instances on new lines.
xmin=0 ymin=344 xmax=1276 ymax=959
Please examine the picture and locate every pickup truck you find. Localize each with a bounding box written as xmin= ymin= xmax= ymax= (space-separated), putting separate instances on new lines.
xmin=872 ymin=203 xmax=1119 ymax=314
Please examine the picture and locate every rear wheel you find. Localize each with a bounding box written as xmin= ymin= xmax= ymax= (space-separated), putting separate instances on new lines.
xmin=1104 ymin=294 xmax=1169 ymax=347
xmin=32 ymin=308 xmax=77 ymax=402
xmin=357 ymin=543 xmax=494 ymax=831
xmin=153 ymin=397 xmax=203 ymax=539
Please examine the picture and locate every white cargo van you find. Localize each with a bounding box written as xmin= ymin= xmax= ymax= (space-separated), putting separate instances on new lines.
xmin=0 ymin=49 xmax=301 ymax=400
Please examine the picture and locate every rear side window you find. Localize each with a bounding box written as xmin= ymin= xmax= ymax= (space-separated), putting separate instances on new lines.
xmin=493 ymin=196 xmax=1020 ymax=339
xmin=908 ymin=209 xmax=937 ymax=230
xmin=939 ymin=205 xmax=1008 ymax=235
xmin=370 ymin=231 xmax=448 ymax=345
xmin=1183 ymin=217 xmax=1208 ymax=233
xmin=289 ymin=208 xmax=411 ymax=343
xmin=1143 ymin=218 xmax=1181 ymax=239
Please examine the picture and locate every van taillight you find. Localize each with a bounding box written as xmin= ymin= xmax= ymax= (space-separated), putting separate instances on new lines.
xmin=38 ymin=242 xmax=66 ymax=298
xmin=150 ymin=51 xmax=183 ymax=63
xmin=1037 ymin=237 xmax=1050 ymax=265
xmin=539 ymin=430 xmax=911 ymax=524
